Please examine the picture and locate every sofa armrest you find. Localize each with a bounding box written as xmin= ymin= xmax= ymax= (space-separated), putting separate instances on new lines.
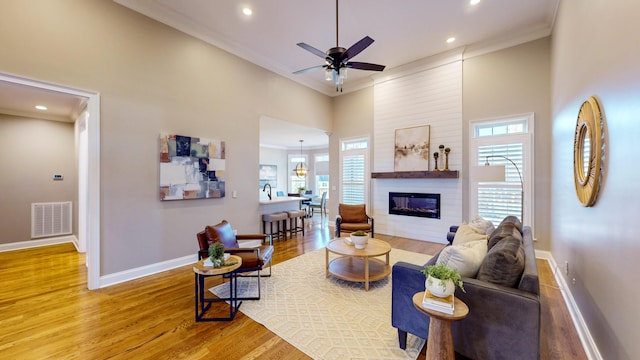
xmin=391 ymin=261 xmax=431 ymax=341
xmin=453 ymin=278 xmax=540 ymax=360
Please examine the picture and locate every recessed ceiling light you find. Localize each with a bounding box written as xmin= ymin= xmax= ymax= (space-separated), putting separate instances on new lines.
xmin=470 ymin=0 xmax=481 ymax=5
xmin=35 ymin=105 xmax=48 ymax=110
xmin=242 ymin=7 xmax=252 ymax=16
xmin=446 ymin=37 xmax=456 ymax=44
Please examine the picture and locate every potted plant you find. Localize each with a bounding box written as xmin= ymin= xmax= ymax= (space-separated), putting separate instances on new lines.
xmin=208 ymin=242 xmax=225 ymax=268
xmin=421 ymin=263 xmax=465 ymax=297
xmin=297 ymin=186 xmax=306 ymax=196
xmin=350 ymin=230 xmax=369 ymax=249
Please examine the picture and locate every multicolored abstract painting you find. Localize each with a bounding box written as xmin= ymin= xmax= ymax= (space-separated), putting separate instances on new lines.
xmin=160 ymin=134 xmax=226 ymax=200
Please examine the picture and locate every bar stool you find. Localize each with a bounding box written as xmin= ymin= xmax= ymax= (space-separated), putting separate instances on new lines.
xmin=287 ymin=210 xmax=306 ymax=238
xmin=262 ymin=212 xmax=288 ymax=241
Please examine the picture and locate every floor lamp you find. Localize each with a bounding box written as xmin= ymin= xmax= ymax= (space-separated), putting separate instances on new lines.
xmin=472 ymin=155 xmax=524 ymax=222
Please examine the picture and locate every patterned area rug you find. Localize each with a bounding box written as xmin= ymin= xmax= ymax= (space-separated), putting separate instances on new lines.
xmin=210 ymin=247 xmax=431 ymax=360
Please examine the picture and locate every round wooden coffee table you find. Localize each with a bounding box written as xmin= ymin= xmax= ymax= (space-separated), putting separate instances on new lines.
xmin=325 ymin=237 xmax=391 ymax=291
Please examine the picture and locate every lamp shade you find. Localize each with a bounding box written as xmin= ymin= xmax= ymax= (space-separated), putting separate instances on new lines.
xmin=472 ymin=164 xmax=506 ymax=182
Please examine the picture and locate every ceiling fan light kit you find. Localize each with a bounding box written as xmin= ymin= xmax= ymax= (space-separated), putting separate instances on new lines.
xmin=294 ymin=0 xmax=385 ymax=92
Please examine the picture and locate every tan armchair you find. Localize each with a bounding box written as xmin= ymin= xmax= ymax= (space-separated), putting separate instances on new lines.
xmin=197 ymin=220 xmax=273 ymax=300
xmin=335 ymin=203 xmax=374 ymax=238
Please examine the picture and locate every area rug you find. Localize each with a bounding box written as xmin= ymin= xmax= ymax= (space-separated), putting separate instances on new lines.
xmin=210 ymin=247 xmax=431 ymax=360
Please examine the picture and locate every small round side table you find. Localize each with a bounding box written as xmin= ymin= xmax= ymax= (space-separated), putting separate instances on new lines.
xmin=412 ymin=292 xmax=469 ymax=360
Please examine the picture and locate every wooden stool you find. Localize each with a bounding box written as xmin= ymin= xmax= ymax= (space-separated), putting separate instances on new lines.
xmin=287 ymin=210 xmax=306 ymax=238
xmin=262 ymin=212 xmax=288 ymax=240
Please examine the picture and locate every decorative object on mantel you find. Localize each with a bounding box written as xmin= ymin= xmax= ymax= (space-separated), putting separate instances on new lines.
xmin=433 ymin=151 xmax=439 ymax=171
xmin=293 ymin=140 xmax=308 ymax=178
xmin=371 ymin=170 xmax=459 ymax=179
xmin=445 ymin=147 xmax=451 ymax=171
xmin=394 ymin=125 xmax=430 ymax=172
xmin=573 ymin=96 xmax=604 ymax=207
xmin=439 ymin=144 xmax=445 ymax=170
xmin=159 ymin=133 xmax=225 ymax=200
xmin=421 ymin=263 xmax=465 ymax=298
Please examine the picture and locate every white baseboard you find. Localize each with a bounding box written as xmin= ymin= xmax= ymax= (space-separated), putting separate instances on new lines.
xmin=0 ymin=235 xmax=76 ymax=252
xmin=535 ymin=250 xmax=603 ymax=360
xmin=99 ymin=253 xmax=198 ymax=288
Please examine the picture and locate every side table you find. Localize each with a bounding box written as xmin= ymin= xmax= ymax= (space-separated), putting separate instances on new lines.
xmin=412 ymin=292 xmax=469 ymax=360
xmin=193 ymin=255 xmax=242 ymax=321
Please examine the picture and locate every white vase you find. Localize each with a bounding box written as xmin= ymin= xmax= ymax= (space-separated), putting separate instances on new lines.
xmin=350 ymin=234 xmax=368 ymax=249
xmin=425 ymin=275 xmax=455 ymax=298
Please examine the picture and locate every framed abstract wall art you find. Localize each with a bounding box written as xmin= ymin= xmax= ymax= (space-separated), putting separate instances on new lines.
xmin=394 ymin=125 xmax=430 ymax=171
xmin=259 ymin=164 xmax=277 ymax=188
xmin=160 ymin=134 xmax=226 ymax=200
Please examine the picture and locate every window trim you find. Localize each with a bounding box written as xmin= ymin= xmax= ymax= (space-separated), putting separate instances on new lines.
xmin=469 ymin=113 xmax=534 ymax=227
xmin=339 ymin=136 xmax=370 ymax=207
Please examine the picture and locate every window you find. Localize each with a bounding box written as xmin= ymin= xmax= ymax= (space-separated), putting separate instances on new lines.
xmin=470 ymin=114 xmax=533 ymax=226
xmin=340 ymin=137 xmax=369 ymax=205
xmin=314 ymin=154 xmax=329 ymax=196
xmin=288 ymin=153 xmax=307 ymax=192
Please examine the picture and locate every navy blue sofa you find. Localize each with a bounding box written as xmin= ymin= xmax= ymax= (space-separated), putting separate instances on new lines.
xmin=391 ymin=218 xmax=540 ymax=360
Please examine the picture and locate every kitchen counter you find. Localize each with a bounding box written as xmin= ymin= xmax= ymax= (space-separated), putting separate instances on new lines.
xmin=259 ymin=196 xmax=309 ymax=205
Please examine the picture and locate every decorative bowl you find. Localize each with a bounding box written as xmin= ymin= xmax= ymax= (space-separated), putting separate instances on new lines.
xmin=350 ymin=234 xmax=369 ymax=249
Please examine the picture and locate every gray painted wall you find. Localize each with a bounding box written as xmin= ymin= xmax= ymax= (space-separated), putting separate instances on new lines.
xmin=463 ymin=37 xmax=552 ymax=250
xmin=0 ymin=1 xmax=331 ymax=274
xmin=0 ymin=115 xmax=76 ymax=244
xmin=551 ymin=1 xmax=640 ymax=358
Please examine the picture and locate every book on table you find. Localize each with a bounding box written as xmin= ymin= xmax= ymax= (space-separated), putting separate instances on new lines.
xmin=421 ymin=290 xmax=455 ymax=315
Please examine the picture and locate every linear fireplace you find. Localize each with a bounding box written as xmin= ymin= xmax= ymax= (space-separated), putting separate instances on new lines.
xmin=389 ymin=192 xmax=440 ymax=219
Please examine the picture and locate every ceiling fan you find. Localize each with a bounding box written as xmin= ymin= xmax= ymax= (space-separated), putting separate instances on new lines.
xmin=293 ymin=0 xmax=386 ymax=92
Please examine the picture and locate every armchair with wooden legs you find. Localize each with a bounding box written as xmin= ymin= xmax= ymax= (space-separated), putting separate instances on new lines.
xmin=197 ymin=220 xmax=274 ymax=300
xmin=335 ymin=203 xmax=374 ymax=238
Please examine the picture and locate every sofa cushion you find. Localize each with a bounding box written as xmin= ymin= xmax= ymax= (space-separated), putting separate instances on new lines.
xmin=477 ymin=235 xmax=525 ymax=288
xmin=488 ymin=222 xmax=523 ymax=249
xmin=436 ymin=239 xmax=488 ymax=278
xmin=452 ymin=223 xmax=489 ymax=245
xmin=468 ymin=215 xmax=495 ymax=235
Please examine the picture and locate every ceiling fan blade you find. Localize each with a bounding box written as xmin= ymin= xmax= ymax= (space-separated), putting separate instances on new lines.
xmin=341 ymin=36 xmax=374 ymax=61
xmin=296 ymin=42 xmax=328 ymax=59
xmin=293 ymin=65 xmax=325 ymax=75
xmin=346 ymin=62 xmax=386 ymax=71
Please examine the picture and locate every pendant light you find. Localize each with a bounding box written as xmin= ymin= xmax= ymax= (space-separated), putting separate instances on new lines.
xmin=293 ymin=140 xmax=308 ymax=178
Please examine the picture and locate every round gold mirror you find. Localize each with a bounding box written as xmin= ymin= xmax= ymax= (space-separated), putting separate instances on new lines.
xmin=573 ymin=96 xmax=603 ymax=206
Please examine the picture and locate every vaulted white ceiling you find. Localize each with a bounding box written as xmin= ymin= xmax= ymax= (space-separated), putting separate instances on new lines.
xmin=115 ymin=0 xmax=558 ymax=96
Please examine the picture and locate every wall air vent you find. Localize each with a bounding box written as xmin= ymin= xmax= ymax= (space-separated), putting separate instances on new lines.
xmin=31 ymin=202 xmax=72 ymax=239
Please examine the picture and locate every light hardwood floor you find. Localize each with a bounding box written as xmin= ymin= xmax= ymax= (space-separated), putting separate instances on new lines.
xmin=0 ymin=217 xmax=586 ymax=359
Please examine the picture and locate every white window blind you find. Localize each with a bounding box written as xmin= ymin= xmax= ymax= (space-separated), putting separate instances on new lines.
xmin=476 ymin=143 xmax=524 ymax=225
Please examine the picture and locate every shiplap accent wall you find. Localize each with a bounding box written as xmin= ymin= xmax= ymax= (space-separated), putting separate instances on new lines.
xmin=372 ymin=57 xmax=463 ymax=243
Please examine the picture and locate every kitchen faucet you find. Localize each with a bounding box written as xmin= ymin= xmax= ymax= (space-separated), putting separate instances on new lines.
xmin=262 ymin=183 xmax=272 ymax=200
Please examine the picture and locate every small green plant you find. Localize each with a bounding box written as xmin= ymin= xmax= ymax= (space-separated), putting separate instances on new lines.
xmin=433 ymin=151 xmax=439 ymax=158
xmin=439 ymin=144 xmax=445 ymax=150
xmin=352 ymin=230 xmax=368 ymax=236
xmin=208 ymin=242 xmax=225 ymax=260
xmin=297 ymin=186 xmax=306 ymax=192
xmin=421 ymin=263 xmax=465 ymax=292
xmin=445 ymin=147 xmax=451 ymax=154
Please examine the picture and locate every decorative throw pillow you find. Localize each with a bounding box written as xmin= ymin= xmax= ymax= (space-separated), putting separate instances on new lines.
xmin=436 ymin=240 xmax=488 ymax=278
xmin=488 ymin=222 xmax=523 ymax=250
xmin=498 ymin=216 xmax=523 ymax=233
xmin=452 ymin=223 xmax=489 ymax=245
xmin=468 ymin=215 xmax=495 ymax=235
xmin=477 ymin=235 xmax=525 ymax=288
